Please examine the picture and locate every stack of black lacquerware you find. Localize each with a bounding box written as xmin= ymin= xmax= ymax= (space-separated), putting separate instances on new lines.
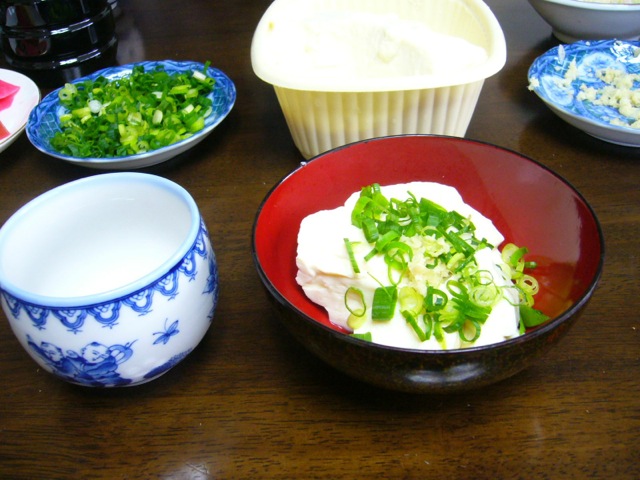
xmin=0 ymin=0 xmax=118 ymax=87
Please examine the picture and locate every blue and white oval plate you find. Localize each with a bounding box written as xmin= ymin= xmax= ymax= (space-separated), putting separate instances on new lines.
xmin=27 ymin=60 xmax=236 ymax=169
xmin=528 ymin=40 xmax=640 ymax=147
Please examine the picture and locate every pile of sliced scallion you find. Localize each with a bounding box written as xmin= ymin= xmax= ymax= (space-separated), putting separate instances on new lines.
xmin=343 ymin=183 xmax=549 ymax=346
xmin=49 ymin=62 xmax=215 ymax=158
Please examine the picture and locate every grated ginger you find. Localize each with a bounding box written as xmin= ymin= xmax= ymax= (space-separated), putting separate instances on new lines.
xmin=575 ymin=67 xmax=640 ymax=128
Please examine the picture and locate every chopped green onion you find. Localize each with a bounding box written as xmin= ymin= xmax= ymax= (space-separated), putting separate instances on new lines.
xmin=58 ymin=83 xmax=77 ymax=101
xmin=517 ymin=274 xmax=539 ymax=296
xmin=425 ymin=287 xmax=448 ymax=311
xmin=371 ymin=286 xmax=397 ymax=321
xmin=519 ymin=304 xmax=550 ymax=328
xmin=192 ymin=70 xmax=207 ymax=82
xmin=342 ymin=184 xmax=550 ymax=345
xmin=344 ymin=287 xmax=366 ymax=322
xmin=384 ymin=241 xmax=413 ymax=265
xmin=351 ymin=332 xmax=372 ymax=342
xmin=347 ymin=313 xmax=367 ymax=330
xmin=398 ymin=286 xmax=423 ymax=316
xmin=88 ymin=99 xmax=102 ymax=114
xmin=470 ymin=283 xmax=499 ymax=308
xmin=509 ymin=246 xmax=529 ymax=265
xmin=361 ymin=217 xmax=379 ymax=243
xmin=343 ymin=238 xmax=360 ymax=274
xmin=402 ymin=311 xmax=428 ymax=342
xmin=423 ymin=314 xmax=434 ymax=340
xmin=50 ymin=63 xmax=216 ymax=158
xmin=433 ymin=321 xmax=446 ymax=347
xmin=460 ymin=319 xmax=482 ymax=343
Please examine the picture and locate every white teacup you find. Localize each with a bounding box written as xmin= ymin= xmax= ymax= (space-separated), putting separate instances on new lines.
xmin=0 ymin=172 xmax=218 ymax=387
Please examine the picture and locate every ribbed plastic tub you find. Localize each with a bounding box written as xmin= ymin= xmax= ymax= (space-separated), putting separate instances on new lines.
xmin=251 ymin=0 xmax=506 ymax=158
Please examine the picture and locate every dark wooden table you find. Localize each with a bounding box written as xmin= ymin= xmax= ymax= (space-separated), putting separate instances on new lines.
xmin=0 ymin=1 xmax=638 ymax=478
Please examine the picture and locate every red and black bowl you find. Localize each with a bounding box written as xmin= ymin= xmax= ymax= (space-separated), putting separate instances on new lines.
xmin=252 ymin=135 xmax=604 ymax=394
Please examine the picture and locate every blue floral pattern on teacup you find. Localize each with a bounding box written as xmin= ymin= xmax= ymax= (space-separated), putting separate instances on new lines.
xmin=2 ymin=219 xmax=213 ymax=333
xmin=1 ymin=218 xmax=218 ymax=387
xmin=28 ymin=336 xmax=135 ymax=387
xmin=153 ymin=319 xmax=180 ymax=345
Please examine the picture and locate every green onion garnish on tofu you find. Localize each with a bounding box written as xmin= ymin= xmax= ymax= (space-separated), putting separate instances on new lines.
xmin=346 ymin=183 xmax=547 ymax=344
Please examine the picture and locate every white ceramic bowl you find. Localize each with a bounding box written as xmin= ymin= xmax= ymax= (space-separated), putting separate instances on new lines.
xmin=0 ymin=68 xmax=40 ymax=155
xmin=0 ymin=173 xmax=219 ymax=387
xmin=251 ymin=0 xmax=506 ymax=159
xmin=527 ymin=0 xmax=640 ymax=43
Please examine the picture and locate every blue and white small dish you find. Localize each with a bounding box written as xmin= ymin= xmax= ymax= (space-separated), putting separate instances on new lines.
xmin=528 ymin=40 xmax=640 ymax=147
xmin=26 ymin=60 xmax=236 ymax=169
xmin=0 ymin=173 xmax=219 ymax=386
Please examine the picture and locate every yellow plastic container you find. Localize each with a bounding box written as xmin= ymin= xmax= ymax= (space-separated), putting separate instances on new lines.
xmin=251 ymin=0 xmax=506 ymax=158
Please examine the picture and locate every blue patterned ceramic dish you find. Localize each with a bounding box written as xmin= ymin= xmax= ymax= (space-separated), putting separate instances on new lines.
xmin=0 ymin=173 xmax=219 ymax=387
xmin=26 ymin=60 xmax=236 ymax=169
xmin=528 ymin=40 xmax=640 ymax=147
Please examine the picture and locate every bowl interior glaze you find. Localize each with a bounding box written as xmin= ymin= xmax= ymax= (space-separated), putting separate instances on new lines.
xmin=0 ymin=172 xmax=199 ymax=306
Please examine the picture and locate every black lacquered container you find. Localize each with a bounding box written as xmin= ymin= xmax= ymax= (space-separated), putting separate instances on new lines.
xmin=0 ymin=0 xmax=117 ymax=87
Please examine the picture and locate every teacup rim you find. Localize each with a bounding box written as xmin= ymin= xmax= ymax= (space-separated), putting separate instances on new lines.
xmin=0 ymin=172 xmax=200 ymax=308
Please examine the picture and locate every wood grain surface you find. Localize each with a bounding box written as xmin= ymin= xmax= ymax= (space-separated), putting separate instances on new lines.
xmin=0 ymin=0 xmax=638 ymax=478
